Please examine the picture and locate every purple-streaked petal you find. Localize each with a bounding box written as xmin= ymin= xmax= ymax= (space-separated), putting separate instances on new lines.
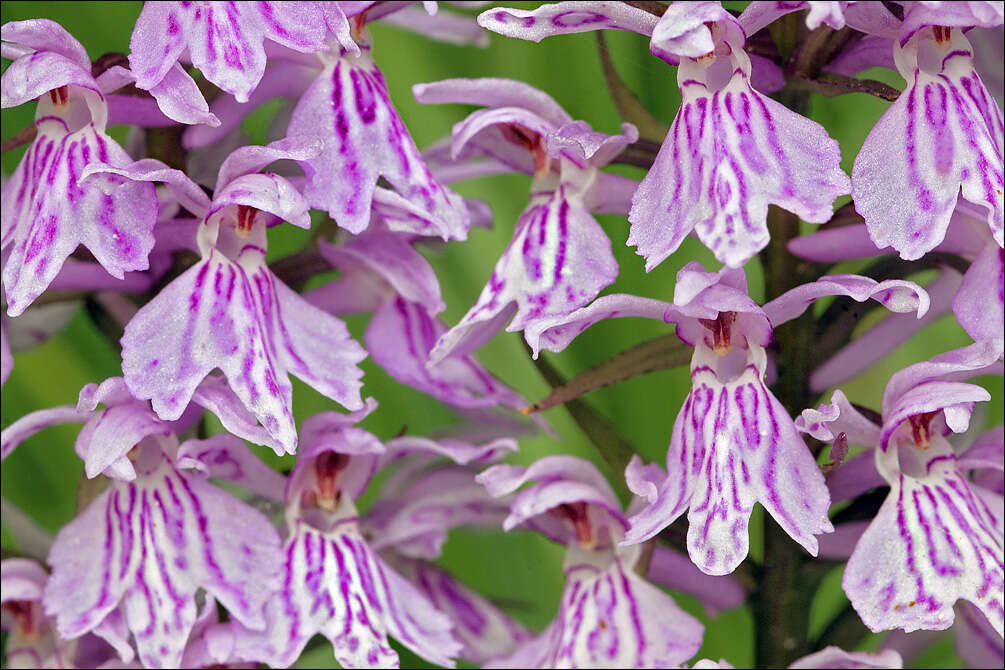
xmin=628 ymin=43 xmax=849 ymax=269
xmin=190 ymin=375 xmax=280 ymax=452
xmin=492 ymin=548 xmax=704 ymax=668
xmin=75 ymin=403 xmax=169 ymax=481
xmin=852 ymin=28 xmax=1004 ymax=260
xmin=367 ymin=297 xmax=526 ymax=409
xmin=44 ymin=448 xmax=283 ymax=669
xmin=524 ymin=293 xmax=671 ymax=357
xmin=299 ymin=398 xmax=380 ymax=447
xmin=127 ymin=2 xmax=192 ymax=91
xmin=1 ymin=405 xmax=89 ymax=462
xmin=129 ymin=1 xmax=326 ymax=103
xmin=843 ymin=436 xmax=1004 ymax=637
xmin=391 ymin=557 xmax=529 ymax=664
xmin=431 ymin=184 xmax=618 ymax=362
xmin=121 ymin=250 xmax=366 ymax=454
xmin=478 ymin=455 xmax=627 ymax=542
xmin=953 ymin=243 xmax=1004 ymax=343
xmin=900 ymin=2 xmax=1004 ymax=46
xmin=208 ymin=172 xmax=313 ymax=229
xmin=289 ymin=44 xmax=468 ymax=239
xmin=477 ymin=2 xmax=657 ymax=43
xmin=624 ymin=345 xmax=833 ymax=575
xmin=2 ymin=122 xmax=158 ymax=317
xmin=879 ymin=381 xmax=990 ymax=451
xmin=448 ymin=105 xmax=556 ymax=169
xmin=763 ymin=275 xmax=930 ymax=327
xmin=646 ymin=545 xmax=747 ymax=616
xmin=231 ymin=521 xmax=461 ymax=668
xmin=145 ymin=63 xmax=220 ymax=127
xmin=788 ymin=646 xmax=903 ymax=669
xmin=214 ymin=136 xmax=322 ymax=192
xmin=649 ymin=1 xmax=739 ymax=63
xmin=176 ymin=434 xmax=287 ymax=501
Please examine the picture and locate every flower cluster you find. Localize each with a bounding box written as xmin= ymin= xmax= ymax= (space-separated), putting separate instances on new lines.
xmin=1 ymin=2 xmax=1002 ymax=669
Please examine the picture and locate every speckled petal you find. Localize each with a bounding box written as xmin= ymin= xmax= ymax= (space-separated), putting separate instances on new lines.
xmin=43 ymin=445 xmax=282 ymax=669
xmin=121 ymin=244 xmax=366 ymax=454
xmin=843 ymin=434 xmax=1004 ymax=637
xmin=2 ymin=118 xmax=157 ymax=316
xmin=491 ymin=547 xmax=704 ymax=668
xmin=290 ymin=40 xmax=468 ymax=238
xmin=624 ymin=345 xmax=833 ymax=575
xmin=629 ymin=29 xmax=849 ymax=269
xmin=852 ymin=28 xmax=1004 ymax=260
xmin=431 ymin=182 xmax=617 ymax=362
xmin=232 ymin=518 xmax=461 ymax=668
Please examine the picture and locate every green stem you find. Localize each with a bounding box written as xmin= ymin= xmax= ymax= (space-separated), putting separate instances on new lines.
xmin=756 ymin=204 xmax=819 ymax=666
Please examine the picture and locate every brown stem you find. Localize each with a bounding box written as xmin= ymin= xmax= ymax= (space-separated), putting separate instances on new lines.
xmin=270 ymin=248 xmax=330 ymax=290
xmin=791 ymin=72 xmax=902 ymax=101
xmin=2 ymin=125 xmax=37 ymax=153
xmin=622 ymin=1 xmax=668 ymax=17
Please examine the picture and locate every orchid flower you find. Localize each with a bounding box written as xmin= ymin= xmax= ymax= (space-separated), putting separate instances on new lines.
xmin=527 ymin=264 xmax=929 ymax=575
xmin=852 ymin=21 xmax=1003 ymax=260
xmin=308 ymin=228 xmax=528 ymax=411
xmin=87 ymin=137 xmax=367 ymax=454
xmin=1 ymin=20 xmax=160 ymax=317
xmin=477 ymin=455 xmax=705 ymax=667
xmin=800 ymin=341 xmax=1004 ymax=636
xmin=413 ymin=77 xmax=638 ymax=362
xmin=225 ymin=399 xmax=463 ymax=668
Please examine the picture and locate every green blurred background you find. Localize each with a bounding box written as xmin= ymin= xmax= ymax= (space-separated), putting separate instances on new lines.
xmin=2 ymin=2 xmax=999 ymax=667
